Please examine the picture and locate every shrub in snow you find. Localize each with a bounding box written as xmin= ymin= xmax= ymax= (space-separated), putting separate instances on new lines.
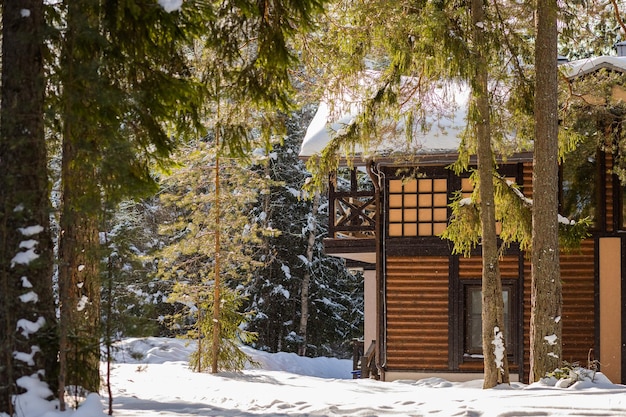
xmin=543 ymin=361 xmax=597 ymax=388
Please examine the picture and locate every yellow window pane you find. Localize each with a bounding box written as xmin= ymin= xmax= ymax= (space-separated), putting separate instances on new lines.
xmin=389 ymin=179 xmax=403 ymax=193
xmin=434 ymin=178 xmax=447 ymax=192
xmin=418 ymin=194 xmax=432 ymax=207
xmin=433 ymin=222 xmax=447 ymax=235
xmin=433 ymin=193 xmax=448 ymax=207
xmin=462 ymin=177 xmax=474 ymax=192
xmin=418 ymin=223 xmax=432 ymax=236
xmin=404 ymin=223 xmax=418 ymax=236
xmin=419 ymin=179 xmax=432 ymax=192
xmin=404 ymin=208 xmax=418 ymax=222
xmin=389 ymin=194 xmax=403 ymax=208
xmin=404 ymin=179 xmax=418 ymax=193
xmin=389 ymin=223 xmax=403 ymax=236
xmin=404 ymin=194 xmax=418 ymax=207
xmin=389 ymin=209 xmax=403 ymax=222
xmin=434 ymin=208 xmax=448 ymax=221
xmin=418 ymin=208 xmax=432 ymax=221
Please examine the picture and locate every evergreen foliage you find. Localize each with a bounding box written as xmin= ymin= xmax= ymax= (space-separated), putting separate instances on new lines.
xmin=155 ymin=138 xmax=269 ymax=371
xmin=244 ymin=109 xmax=364 ymax=358
xmin=442 ymin=171 xmax=590 ymax=257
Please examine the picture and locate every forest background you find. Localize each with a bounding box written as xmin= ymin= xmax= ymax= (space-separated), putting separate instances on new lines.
xmin=0 ymin=0 xmax=625 ymax=415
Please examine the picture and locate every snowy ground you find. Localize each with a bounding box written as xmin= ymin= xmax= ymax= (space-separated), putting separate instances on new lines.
xmin=11 ymin=337 xmax=626 ymax=417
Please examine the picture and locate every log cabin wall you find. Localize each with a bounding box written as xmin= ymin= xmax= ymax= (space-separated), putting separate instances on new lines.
xmin=385 ymin=256 xmax=449 ymax=371
xmin=517 ymin=163 xmax=596 ymax=381
xmin=379 ymin=161 xmax=600 ymax=382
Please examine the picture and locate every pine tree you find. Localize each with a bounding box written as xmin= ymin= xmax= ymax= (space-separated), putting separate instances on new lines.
xmin=529 ymin=0 xmax=562 ymax=383
xmin=156 ymin=138 xmax=267 ymax=372
xmin=0 ymin=1 xmax=58 ymax=413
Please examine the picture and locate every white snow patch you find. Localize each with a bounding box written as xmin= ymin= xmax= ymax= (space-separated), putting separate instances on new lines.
xmin=492 ymin=326 xmax=505 ymax=371
xmin=16 ymin=316 xmax=45 ymax=338
xmin=11 ymin=247 xmax=40 ymax=268
xmin=158 ymin=0 xmax=182 ymax=12
xmin=21 ymin=276 xmax=33 ymax=288
xmin=544 ymin=334 xmax=558 ymax=345
xmin=78 ymin=264 xmax=85 ymax=272
xmin=13 ymin=346 xmax=41 ymax=366
xmin=281 ymin=263 xmax=292 ymax=279
xmin=9 ymin=337 xmax=626 ymax=417
xmin=18 ymin=225 xmax=44 ymax=236
xmin=19 ymin=291 xmax=39 ymax=304
xmin=77 ymin=295 xmax=89 ymax=312
xmin=20 ymin=240 xmax=38 ymax=250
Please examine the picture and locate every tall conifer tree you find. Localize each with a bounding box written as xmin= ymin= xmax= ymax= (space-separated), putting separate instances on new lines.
xmin=530 ymin=0 xmax=561 ymax=383
xmin=0 ymin=1 xmax=58 ymax=413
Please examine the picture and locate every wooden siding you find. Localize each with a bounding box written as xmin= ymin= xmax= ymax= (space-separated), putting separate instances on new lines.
xmin=606 ymin=153 xmax=615 ymax=231
xmin=560 ymin=239 xmax=596 ymax=364
xmin=522 ymin=239 xmax=596 ymax=381
xmin=458 ymin=255 xmax=520 ymax=280
xmin=385 ymin=256 xmax=449 ymax=370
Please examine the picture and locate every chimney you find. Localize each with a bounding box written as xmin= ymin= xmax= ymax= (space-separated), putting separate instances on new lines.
xmin=615 ymin=41 xmax=626 ymax=57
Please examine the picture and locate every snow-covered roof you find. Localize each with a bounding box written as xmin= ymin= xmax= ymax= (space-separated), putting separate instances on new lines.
xmin=561 ymin=56 xmax=626 ymax=79
xmin=301 ymin=57 xmax=626 ymax=160
xmin=299 ymin=73 xmax=470 ymax=158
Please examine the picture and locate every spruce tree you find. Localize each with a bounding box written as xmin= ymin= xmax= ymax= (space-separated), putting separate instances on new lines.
xmin=245 ymin=109 xmax=364 ymax=358
xmin=0 ymin=1 xmax=58 ymax=413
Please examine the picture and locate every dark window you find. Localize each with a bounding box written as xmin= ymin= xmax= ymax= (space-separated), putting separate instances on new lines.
xmin=464 ymin=286 xmax=512 ymax=357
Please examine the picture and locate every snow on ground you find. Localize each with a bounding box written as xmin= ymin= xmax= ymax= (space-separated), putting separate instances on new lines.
xmin=10 ymin=337 xmax=626 ymax=417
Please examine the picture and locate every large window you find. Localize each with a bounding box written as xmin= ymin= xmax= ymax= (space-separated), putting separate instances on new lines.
xmin=463 ymin=286 xmax=513 ymax=357
xmin=387 ymin=177 xmax=448 ymax=237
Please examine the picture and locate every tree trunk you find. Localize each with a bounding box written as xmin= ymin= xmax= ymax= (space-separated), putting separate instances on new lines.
xmin=57 ymin=0 xmax=103 ymax=403
xmin=471 ymin=0 xmax=510 ymax=388
xmin=212 ymin=152 xmax=221 ymax=374
xmin=298 ymin=191 xmax=320 ymax=356
xmin=0 ymin=1 xmax=58 ymax=413
xmin=530 ymin=0 xmax=562 ymax=383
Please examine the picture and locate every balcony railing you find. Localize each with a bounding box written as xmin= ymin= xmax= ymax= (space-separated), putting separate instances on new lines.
xmin=328 ymin=168 xmax=377 ymax=239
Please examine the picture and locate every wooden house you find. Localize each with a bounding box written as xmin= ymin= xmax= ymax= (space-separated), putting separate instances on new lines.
xmin=299 ymin=55 xmax=626 ymax=384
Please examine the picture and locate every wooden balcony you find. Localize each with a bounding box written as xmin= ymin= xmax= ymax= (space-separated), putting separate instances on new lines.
xmin=325 ymin=168 xmax=377 ymax=264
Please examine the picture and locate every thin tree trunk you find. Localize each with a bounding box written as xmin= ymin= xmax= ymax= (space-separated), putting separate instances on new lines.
xmin=471 ymin=0 xmax=510 ymax=388
xmin=298 ymin=191 xmax=320 ymax=356
xmin=530 ymin=0 xmax=562 ymax=383
xmin=212 ymin=148 xmax=221 ymax=374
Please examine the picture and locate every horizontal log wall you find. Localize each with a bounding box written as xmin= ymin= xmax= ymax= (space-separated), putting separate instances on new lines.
xmin=385 ymin=256 xmax=449 ymax=370
xmin=560 ymin=239 xmax=596 ymax=365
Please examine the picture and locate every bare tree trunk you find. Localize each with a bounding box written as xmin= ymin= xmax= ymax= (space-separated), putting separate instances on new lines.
xmin=212 ymin=150 xmax=221 ymax=374
xmin=471 ymin=0 xmax=510 ymax=388
xmin=0 ymin=1 xmax=58 ymax=413
xmin=530 ymin=0 xmax=562 ymax=383
xmin=298 ymin=191 xmax=320 ymax=356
